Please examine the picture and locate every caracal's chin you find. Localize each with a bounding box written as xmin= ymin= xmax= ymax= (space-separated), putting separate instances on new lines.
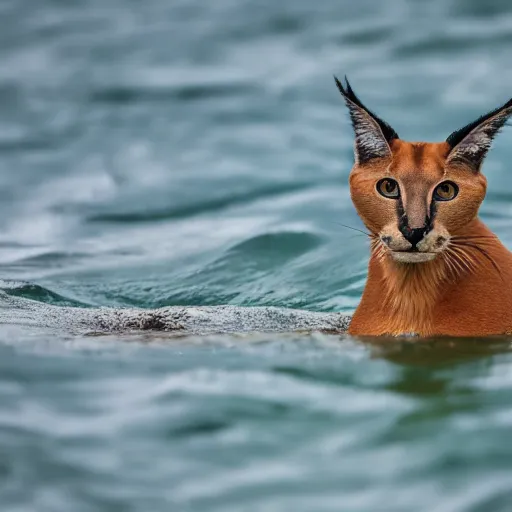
xmin=390 ymin=251 xmax=437 ymax=263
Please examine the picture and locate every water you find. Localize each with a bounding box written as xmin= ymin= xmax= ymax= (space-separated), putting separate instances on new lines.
xmin=2 ymin=0 xmax=512 ymax=510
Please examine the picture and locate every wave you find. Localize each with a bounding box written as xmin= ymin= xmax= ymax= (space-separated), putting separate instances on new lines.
xmin=0 ymin=290 xmax=349 ymax=336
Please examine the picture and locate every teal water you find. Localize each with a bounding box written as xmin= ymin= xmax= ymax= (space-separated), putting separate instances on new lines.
xmin=2 ymin=0 xmax=512 ymax=510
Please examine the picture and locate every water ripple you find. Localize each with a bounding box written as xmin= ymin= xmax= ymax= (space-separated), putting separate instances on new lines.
xmin=1 ymin=0 xmax=512 ymax=510
xmin=90 ymin=81 xmax=258 ymax=105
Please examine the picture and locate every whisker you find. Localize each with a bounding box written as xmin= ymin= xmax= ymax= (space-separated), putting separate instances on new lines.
xmin=449 ymin=246 xmax=477 ymax=272
xmin=442 ymin=251 xmax=459 ymax=280
xmin=454 ymin=241 xmax=503 ymax=280
xmin=448 ymin=242 xmax=482 ymax=277
xmin=447 ymin=247 xmax=472 ymax=274
xmin=466 ymin=244 xmax=502 ymax=278
xmin=444 ymin=249 xmax=461 ymax=275
xmin=451 ymin=236 xmax=498 ymax=246
xmin=452 ymin=235 xmax=497 ymax=240
xmin=330 ymin=222 xmax=373 ymax=238
xmin=370 ymin=238 xmax=387 ymax=262
xmin=376 ymin=248 xmax=387 ymax=262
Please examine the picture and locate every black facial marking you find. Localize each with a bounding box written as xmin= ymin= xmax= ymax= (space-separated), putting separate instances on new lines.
xmin=396 ymin=197 xmax=435 ymax=250
xmin=397 ymin=197 xmax=410 ymax=237
xmin=435 ymin=236 xmax=447 ymax=248
xmin=429 ymin=199 xmax=437 ymax=227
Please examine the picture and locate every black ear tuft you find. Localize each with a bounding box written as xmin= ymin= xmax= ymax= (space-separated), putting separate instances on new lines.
xmin=334 ymin=75 xmax=398 ymax=164
xmin=334 ymin=76 xmax=399 ymax=143
xmin=446 ymin=97 xmax=512 ymax=172
xmin=446 ymin=98 xmax=512 ymax=149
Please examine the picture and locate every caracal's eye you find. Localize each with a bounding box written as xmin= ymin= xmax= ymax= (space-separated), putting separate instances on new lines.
xmin=376 ymin=178 xmax=400 ymax=199
xmin=433 ymin=181 xmax=458 ymax=201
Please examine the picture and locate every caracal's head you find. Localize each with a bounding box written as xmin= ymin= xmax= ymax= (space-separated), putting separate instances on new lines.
xmin=335 ymin=76 xmax=512 ymax=264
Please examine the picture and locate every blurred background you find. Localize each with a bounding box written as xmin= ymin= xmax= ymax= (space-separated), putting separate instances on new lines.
xmin=2 ymin=0 xmax=512 ymax=511
xmin=2 ymin=0 xmax=512 ymax=312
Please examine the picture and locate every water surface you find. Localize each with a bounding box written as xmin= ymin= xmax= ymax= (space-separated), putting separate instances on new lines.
xmin=2 ymin=0 xmax=512 ymax=510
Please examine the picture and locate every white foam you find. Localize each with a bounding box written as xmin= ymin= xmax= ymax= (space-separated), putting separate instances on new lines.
xmin=0 ymin=292 xmax=350 ymax=336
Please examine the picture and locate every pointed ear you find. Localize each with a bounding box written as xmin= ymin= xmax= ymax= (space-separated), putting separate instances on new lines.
xmin=334 ymin=76 xmax=398 ymax=165
xmin=446 ymin=98 xmax=512 ymax=172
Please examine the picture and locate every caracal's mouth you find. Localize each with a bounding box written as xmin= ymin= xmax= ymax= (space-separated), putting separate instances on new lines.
xmin=390 ymin=251 xmax=437 ymax=263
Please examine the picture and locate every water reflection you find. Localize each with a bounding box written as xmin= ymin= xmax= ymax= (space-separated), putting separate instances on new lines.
xmin=362 ymin=336 xmax=512 ymax=367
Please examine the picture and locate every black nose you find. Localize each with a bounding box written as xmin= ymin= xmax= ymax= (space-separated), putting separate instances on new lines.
xmin=400 ymin=226 xmax=427 ymax=249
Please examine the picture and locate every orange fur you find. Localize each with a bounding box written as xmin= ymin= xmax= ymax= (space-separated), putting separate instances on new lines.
xmin=351 ymin=218 xmax=512 ymax=336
